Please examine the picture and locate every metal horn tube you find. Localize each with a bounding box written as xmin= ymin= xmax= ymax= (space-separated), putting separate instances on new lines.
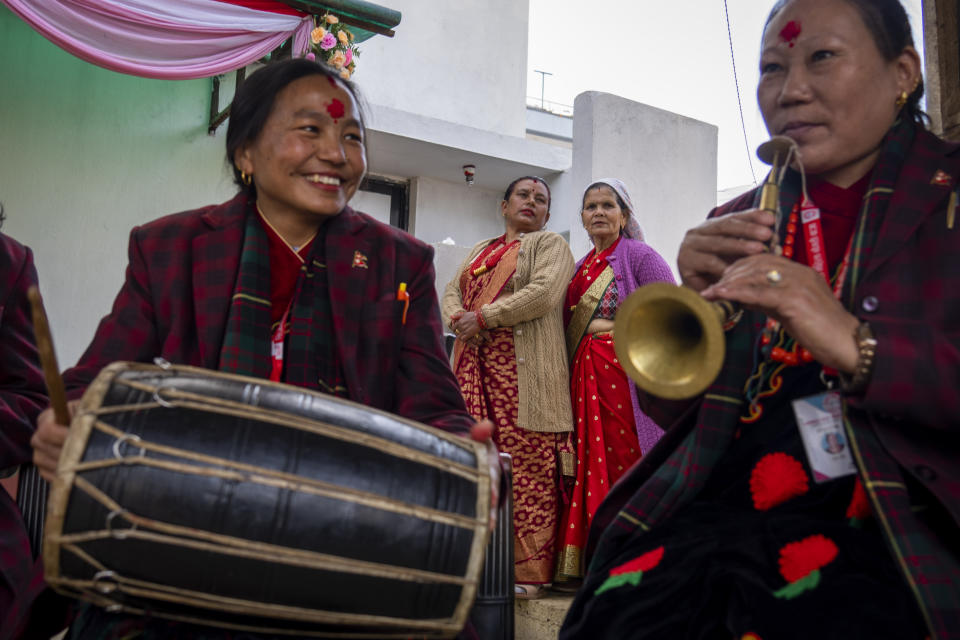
xmin=612 ymin=137 xmax=796 ymax=400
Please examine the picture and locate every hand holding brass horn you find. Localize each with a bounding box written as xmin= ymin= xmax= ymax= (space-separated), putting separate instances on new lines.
xmin=613 ymin=136 xmax=797 ymax=400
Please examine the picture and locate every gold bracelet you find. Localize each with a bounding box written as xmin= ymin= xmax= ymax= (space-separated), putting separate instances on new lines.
xmin=840 ymin=322 xmax=876 ymax=394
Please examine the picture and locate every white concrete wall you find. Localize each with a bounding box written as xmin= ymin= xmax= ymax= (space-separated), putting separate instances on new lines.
xmin=412 ymin=175 xmax=575 ymax=306
xmin=409 ymin=176 xmax=504 ymax=246
xmin=569 ymin=92 xmax=718 ymax=276
xmin=355 ymin=0 xmax=529 ymax=138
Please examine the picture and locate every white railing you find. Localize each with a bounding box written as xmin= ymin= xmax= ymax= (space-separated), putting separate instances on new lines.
xmin=525 ymin=97 xmax=574 ymax=117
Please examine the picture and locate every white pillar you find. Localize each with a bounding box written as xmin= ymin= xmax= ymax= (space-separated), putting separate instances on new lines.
xmin=570 ymin=91 xmax=718 ymax=276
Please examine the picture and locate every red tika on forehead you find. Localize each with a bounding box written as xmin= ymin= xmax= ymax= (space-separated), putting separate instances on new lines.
xmin=780 ymin=20 xmax=802 ymax=47
xmin=326 ymin=98 xmax=345 ymax=122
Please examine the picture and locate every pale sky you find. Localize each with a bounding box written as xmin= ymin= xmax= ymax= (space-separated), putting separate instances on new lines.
xmin=527 ymin=0 xmax=926 ymax=190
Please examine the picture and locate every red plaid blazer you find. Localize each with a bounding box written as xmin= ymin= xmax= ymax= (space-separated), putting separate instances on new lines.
xmin=62 ymin=193 xmax=473 ymax=436
xmin=589 ymin=127 xmax=960 ymax=638
xmin=0 ymin=233 xmax=46 ymax=636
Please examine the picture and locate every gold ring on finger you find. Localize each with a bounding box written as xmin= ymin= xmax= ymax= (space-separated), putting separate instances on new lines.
xmin=766 ymin=269 xmax=782 ymax=285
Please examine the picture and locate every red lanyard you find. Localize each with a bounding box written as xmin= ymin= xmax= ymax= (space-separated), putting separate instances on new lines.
xmin=794 ymin=197 xmax=854 ymax=376
xmin=270 ymin=301 xmax=293 ymax=382
xmin=797 ymin=197 xmax=852 ymax=300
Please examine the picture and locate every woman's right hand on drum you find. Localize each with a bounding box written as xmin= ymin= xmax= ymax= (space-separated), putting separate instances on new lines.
xmin=31 ymin=400 xmax=79 ymax=482
xmin=678 ymin=208 xmax=775 ymax=292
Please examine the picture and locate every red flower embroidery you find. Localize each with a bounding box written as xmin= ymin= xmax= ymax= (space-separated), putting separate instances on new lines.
xmin=749 ymin=452 xmax=809 ymax=511
xmin=773 ymin=534 xmax=838 ymax=599
xmin=845 ymin=476 xmax=871 ymax=522
xmin=609 ymin=546 xmax=664 ymax=576
xmin=779 ymin=534 xmax=838 ymax=583
xmin=595 ymin=546 xmax=664 ymax=595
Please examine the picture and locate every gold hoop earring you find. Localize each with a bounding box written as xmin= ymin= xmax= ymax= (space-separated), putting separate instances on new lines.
xmin=895 ymin=90 xmax=909 ymax=109
xmin=240 ymin=171 xmax=252 ymax=187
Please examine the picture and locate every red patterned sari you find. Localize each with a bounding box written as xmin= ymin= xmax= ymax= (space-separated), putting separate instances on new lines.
xmin=453 ymin=237 xmax=561 ymax=584
xmin=556 ymin=240 xmax=642 ymax=580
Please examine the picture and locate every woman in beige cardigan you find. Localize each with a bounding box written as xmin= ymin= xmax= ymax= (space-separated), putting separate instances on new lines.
xmin=442 ymin=176 xmax=574 ymax=599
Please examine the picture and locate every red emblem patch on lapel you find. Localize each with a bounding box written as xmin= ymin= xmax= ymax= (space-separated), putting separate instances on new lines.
xmin=352 ymin=250 xmax=369 ymax=269
xmin=931 ymin=169 xmax=953 ymax=187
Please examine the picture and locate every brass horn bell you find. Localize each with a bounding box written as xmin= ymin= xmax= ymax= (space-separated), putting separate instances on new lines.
xmin=613 ymin=284 xmax=735 ymax=400
xmin=612 ymin=136 xmax=797 ymax=400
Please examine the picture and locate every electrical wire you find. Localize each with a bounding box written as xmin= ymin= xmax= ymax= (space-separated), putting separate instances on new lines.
xmin=723 ymin=0 xmax=758 ymax=186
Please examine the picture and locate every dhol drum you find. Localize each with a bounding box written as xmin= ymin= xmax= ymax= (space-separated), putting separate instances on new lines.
xmin=44 ymin=362 xmax=491 ymax=638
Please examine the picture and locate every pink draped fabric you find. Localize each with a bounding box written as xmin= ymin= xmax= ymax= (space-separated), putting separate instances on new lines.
xmin=1 ymin=0 xmax=312 ymax=79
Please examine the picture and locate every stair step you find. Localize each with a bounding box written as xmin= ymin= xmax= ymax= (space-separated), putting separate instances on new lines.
xmin=515 ymin=592 xmax=574 ymax=640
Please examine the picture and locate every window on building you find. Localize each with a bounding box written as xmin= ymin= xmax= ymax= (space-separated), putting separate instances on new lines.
xmin=352 ymin=176 xmax=410 ymax=230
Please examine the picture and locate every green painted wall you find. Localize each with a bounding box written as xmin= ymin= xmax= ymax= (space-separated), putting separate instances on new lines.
xmin=0 ymin=5 xmax=237 ymax=364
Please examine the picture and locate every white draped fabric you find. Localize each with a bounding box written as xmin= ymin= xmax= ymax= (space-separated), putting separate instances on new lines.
xmin=1 ymin=0 xmax=311 ymax=79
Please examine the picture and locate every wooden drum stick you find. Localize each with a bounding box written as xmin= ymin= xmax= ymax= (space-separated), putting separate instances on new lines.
xmin=27 ymin=286 xmax=70 ymax=425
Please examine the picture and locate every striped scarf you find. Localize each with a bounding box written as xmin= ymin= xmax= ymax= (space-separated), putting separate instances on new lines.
xmin=218 ymin=205 xmax=344 ymax=394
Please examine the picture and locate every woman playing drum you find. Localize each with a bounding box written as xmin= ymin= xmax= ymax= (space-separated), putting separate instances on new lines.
xmin=31 ymin=58 xmax=498 ymax=638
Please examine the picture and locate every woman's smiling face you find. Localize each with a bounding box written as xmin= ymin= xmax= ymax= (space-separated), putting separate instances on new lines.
xmin=235 ymin=74 xmax=367 ymax=219
xmin=757 ymin=0 xmax=920 ymax=187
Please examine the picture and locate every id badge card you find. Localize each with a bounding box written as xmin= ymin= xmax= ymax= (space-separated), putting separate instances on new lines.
xmin=791 ymin=391 xmax=856 ymax=483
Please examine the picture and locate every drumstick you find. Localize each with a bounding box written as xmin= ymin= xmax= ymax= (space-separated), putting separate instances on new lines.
xmin=27 ymin=286 xmax=70 ymax=425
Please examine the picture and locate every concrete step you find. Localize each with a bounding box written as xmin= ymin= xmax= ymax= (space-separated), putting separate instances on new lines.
xmin=515 ymin=592 xmax=574 ymax=640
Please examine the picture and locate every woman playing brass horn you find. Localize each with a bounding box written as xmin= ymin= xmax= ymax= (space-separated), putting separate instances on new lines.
xmin=560 ymin=0 xmax=959 ymax=637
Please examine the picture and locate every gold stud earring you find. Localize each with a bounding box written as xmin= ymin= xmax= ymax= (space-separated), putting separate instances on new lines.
xmin=240 ymin=171 xmax=252 ymax=186
xmin=895 ymin=90 xmax=909 ymax=109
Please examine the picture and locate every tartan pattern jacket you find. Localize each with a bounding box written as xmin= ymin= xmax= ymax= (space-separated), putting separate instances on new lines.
xmin=62 ymin=193 xmax=474 ymax=437
xmin=0 ymin=233 xmax=46 ymax=637
xmin=585 ymin=127 xmax=960 ymax=639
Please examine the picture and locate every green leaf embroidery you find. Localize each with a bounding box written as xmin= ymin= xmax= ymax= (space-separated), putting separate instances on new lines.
xmin=594 ymin=571 xmax=643 ymax=596
xmin=773 ymin=569 xmax=821 ymax=600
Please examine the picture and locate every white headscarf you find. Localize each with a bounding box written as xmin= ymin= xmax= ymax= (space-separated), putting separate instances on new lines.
xmin=586 ymin=178 xmax=644 ymax=242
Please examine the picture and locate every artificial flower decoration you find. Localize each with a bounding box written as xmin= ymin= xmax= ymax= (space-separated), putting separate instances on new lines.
xmin=845 ymin=476 xmax=871 ymax=525
xmin=749 ymin=452 xmax=809 ymax=511
xmin=307 ymin=13 xmax=359 ymax=78
xmin=773 ymin=534 xmax=838 ymax=600
xmin=594 ymin=546 xmax=664 ymax=595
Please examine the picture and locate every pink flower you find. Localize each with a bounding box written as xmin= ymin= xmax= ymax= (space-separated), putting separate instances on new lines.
xmin=320 ymin=33 xmax=337 ymax=51
xmin=305 ymin=52 xmax=316 ymax=61
xmin=344 ymin=48 xmax=353 ymax=66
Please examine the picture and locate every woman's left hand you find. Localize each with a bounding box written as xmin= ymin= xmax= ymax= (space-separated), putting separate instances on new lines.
xmin=701 ymin=254 xmax=861 ymax=374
